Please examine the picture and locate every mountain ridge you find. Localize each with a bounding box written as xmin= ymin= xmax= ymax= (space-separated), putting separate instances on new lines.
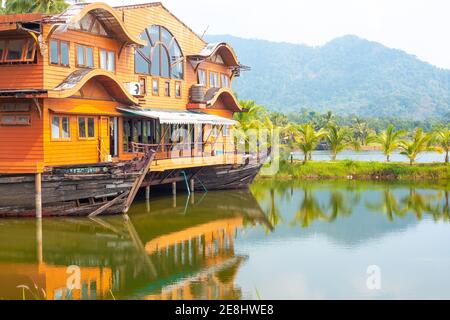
xmin=205 ymin=34 xmax=450 ymax=120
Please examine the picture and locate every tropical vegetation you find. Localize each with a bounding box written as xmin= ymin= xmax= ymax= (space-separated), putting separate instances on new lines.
xmin=398 ymin=128 xmax=435 ymax=165
xmin=325 ymin=125 xmax=359 ymax=161
xmin=272 ymin=160 xmax=450 ymax=181
xmin=234 ymin=99 xmax=450 ymax=176
xmin=367 ymin=125 xmax=406 ymax=162
xmin=1 ymin=0 xmax=69 ymax=14
xmin=436 ymin=129 xmax=450 ymax=163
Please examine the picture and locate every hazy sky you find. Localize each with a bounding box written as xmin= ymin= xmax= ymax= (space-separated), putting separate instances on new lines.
xmin=107 ymin=0 xmax=450 ymax=69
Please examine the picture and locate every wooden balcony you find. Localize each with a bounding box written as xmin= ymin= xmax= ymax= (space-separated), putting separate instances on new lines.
xmin=131 ymin=142 xmax=244 ymax=172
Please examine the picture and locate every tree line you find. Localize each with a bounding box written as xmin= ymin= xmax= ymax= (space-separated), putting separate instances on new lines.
xmin=235 ymin=100 xmax=450 ymax=165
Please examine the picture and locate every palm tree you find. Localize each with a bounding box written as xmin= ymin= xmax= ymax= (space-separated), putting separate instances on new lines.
xmin=318 ymin=111 xmax=336 ymax=128
xmin=352 ymin=117 xmax=372 ymax=146
xmin=295 ymin=123 xmax=327 ymax=163
xmin=280 ymin=122 xmax=299 ymax=151
xmin=325 ymin=125 xmax=359 ymax=161
xmin=398 ymin=128 xmax=434 ymax=165
xmin=435 ymin=128 xmax=450 ymax=163
xmin=234 ymin=100 xmax=274 ymax=153
xmin=234 ymin=100 xmax=266 ymax=130
xmin=270 ymin=112 xmax=289 ymax=127
xmin=367 ymin=124 xmax=406 ymax=162
xmin=3 ymin=0 xmax=69 ymax=14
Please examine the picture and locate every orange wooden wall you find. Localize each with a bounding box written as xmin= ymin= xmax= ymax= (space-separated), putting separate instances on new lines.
xmin=0 ymin=100 xmax=44 ymax=173
xmin=43 ymin=97 xmax=121 ymax=167
xmin=0 ymin=48 xmax=44 ymax=90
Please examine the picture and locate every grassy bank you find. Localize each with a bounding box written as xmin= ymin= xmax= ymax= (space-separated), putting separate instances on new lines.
xmin=259 ymin=160 xmax=450 ymax=181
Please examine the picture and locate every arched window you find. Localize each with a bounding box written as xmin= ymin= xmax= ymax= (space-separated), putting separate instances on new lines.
xmin=135 ymin=25 xmax=184 ymax=79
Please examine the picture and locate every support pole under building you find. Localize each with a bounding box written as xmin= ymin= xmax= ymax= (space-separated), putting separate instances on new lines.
xmin=190 ymin=179 xmax=195 ymax=193
xmin=35 ymin=173 xmax=42 ymax=219
xmin=172 ymin=181 xmax=177 ymax=196
xmin=145 ymin=185 xmax=151 ymax=212
xmin=145 ymin=185 xmax=150 ymax=200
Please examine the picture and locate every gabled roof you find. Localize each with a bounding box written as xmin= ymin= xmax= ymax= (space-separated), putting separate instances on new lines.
xmin=43 ymin=2 xmax=146 ymax=47
xmin=114 ymin=2 xmax=207 ymax=45
xmin=188 ymin=42 xmax=250 ymax=77
xmin=189 ymin=43 xmax=240 ymax=66
xmin=50 ymin=69 xmax=138 ymax=105
xmin=204 ymin=87 xmax=242 ymax=112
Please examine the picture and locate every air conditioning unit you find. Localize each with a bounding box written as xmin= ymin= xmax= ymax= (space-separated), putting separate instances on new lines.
xmin=126 ymin=82 xmax=141 ymax=96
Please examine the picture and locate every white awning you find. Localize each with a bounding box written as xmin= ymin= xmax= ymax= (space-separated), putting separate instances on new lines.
xmin=117 ymin=107 xmax=236 ymax=126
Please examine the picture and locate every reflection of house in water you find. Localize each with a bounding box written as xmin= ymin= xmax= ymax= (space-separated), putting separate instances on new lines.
xmin=0 ymin=191 xmax=269 ymax=300
xmin=140 ymin=217 xmax=245 ymax=300
xmin=0 ymin=263 xmax=112 ymax=300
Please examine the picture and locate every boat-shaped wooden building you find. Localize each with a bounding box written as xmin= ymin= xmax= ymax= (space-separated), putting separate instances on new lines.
xmin=0 ymin=2 xmax=265 ymax=217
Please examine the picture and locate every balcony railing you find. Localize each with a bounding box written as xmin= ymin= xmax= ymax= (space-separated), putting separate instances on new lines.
xmin=131 ymin=141 xmax=240 ymax=161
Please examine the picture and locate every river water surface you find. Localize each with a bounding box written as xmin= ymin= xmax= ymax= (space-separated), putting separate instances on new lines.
xmin=0 ymin=180 xmax=449 ymax=300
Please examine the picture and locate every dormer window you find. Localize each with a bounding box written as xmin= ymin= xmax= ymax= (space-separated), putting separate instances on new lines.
xmin=221 ymin=73 xmax=230 ymax=88
xmin=209 ymin=71 xmax=219 ymax=88
xmin=198 ymin=69 xmax=207 ymax=86
xmin=99 ymin=49 xmax=115 ymax=72
xmin=76 ymin=44 xmax=94 ymax=68
xmin=135 ymin=25 xmax=184 ymax=80
xmin=50 ymin=40 xmax=70 ymax=67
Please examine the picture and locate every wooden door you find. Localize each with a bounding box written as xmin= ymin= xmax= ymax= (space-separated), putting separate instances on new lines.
xmin=99 ymin=116 xmax=110 ymax=162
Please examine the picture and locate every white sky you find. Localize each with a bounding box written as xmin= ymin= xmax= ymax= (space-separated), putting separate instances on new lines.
xmin=106 ymin=0 xmax=450 ymax=69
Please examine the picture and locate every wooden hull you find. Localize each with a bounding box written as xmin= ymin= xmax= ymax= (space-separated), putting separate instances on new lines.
xmin=195 ymin=151 xmax=271 ymax=190
xmin=0 ymin=143 xmax=161 ymax=219
xmin=0 ymin=163 xmax=139 ymax=217
xmin=196 ymin=161 xmax=264 ymax=190
xmin=0 ymin=150 xmax=266 ymax=217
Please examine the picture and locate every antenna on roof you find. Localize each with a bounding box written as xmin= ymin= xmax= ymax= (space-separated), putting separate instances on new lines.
xmin=121 ymin=0 xmax=125 ymax=22
xmin=200 ymin=26 xmax=209 ymax=39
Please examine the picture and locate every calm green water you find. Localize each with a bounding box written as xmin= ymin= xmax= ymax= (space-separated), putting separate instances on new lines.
xmin=0 ymin=180 xmax=449 ymax=300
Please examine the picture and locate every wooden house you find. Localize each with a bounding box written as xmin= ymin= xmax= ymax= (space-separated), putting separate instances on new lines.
xmin=0 ymin=2 xmax=264 ymax=217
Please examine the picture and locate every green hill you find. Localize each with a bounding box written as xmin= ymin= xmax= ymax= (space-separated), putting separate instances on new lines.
xmin=205 ymin=34 xmax=450 ymax=120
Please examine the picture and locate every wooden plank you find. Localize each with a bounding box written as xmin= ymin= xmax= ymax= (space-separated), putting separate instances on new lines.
xmin=88 ymin=191 xmax=128 ymax=217
xmin=123 ymin=150 xmax=156 ymax=212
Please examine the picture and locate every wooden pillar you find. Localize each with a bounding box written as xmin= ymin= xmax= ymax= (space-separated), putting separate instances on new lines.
xmin=145 ymin=185 xmax=150 ymax=200
xmin=172 ymin=181 xmax=177 ymax=195
xmin=190 ymin=179 xmax=195 ymax=193
xmin=35 ymin=173 xmax=42 ymax=219
xmin=172 ymin=182 xmax=177 ymax=208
